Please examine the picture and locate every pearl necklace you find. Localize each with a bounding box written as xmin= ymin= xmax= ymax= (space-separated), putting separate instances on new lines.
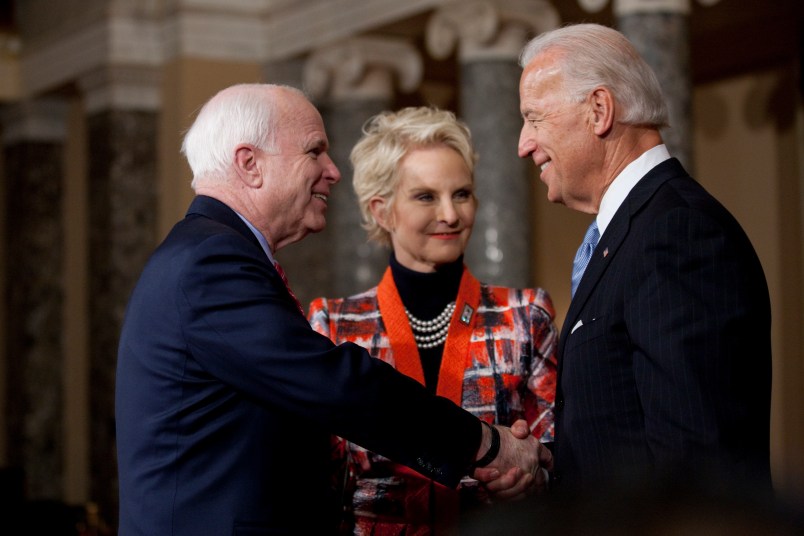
xmin=405 ymin=302 xmax=456 ymax=349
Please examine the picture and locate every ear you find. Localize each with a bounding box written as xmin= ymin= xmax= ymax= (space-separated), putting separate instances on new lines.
xmin=589 ymin=87 xmax=615 ymax=137
xmin=369 ymin=196 xmax=393 ymax=231
xmin=233 ymin=144 xmax=263 ymax=188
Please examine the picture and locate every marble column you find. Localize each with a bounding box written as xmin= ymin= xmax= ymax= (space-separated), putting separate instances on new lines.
xmin=298 ymin=37 xmax=423 ymax=301
xmin=79 ymin=65 xmax=161 ymax=525
xmin=426 ymin=0 xmax=560 ymax=287
xmin=610 ymin=0 xmax=694 ymax=170
xmin=1 ymin=98 xmax=68 ymax=500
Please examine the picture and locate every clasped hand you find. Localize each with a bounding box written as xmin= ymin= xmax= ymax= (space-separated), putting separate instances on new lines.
xmin=472 ymin=419 xmax=552 ymax=500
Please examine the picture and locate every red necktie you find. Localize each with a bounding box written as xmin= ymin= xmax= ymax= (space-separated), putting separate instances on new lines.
xmin=273 ymin=261 xmax=304 ymax=315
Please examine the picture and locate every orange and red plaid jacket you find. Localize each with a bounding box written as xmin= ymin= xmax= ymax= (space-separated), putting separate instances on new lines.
xmin=308 ymin=268 xmax=558 ymax=535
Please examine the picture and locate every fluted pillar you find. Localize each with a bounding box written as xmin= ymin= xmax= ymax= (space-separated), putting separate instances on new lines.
xmin=79 ymin=65 xmax=161 ymax=525
xmin=297 ymin=37 xmax=423 ymax=300
xmin=1 ymin=98 xmax=68 ymax=500
xmin=426 ymin=0 xmax=560 ymax=287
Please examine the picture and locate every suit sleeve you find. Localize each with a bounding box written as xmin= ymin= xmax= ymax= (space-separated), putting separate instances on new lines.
xmin=178 ymin=234 xmax=481 ymax=487
xmin=626 ymin=205 xmax=766 ymax=473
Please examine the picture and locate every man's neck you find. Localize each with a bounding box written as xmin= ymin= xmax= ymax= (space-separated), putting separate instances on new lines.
xmin=595 ymin=126 xmax=663 ymax=210
xmin=194 ymin=185 xmax=277 ymax=252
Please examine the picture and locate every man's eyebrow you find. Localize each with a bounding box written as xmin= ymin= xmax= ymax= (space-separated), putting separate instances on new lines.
xmin=308 ymin=138 xmax=328 ymax=150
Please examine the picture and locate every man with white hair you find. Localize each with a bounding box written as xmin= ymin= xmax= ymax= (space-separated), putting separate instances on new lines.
xmin=517 ymin=24 xmax=772 ymax=495
xmin=116 ymin=84 xmax=550 ymax=535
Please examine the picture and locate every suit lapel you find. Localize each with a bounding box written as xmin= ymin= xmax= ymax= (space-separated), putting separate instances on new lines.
xmin=559 ymin=158 xmax=687 ymax=358
xmin=186 ymin=195 xmax=307 ymax=315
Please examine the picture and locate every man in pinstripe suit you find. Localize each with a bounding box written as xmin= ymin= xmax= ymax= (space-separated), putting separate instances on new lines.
xmin=516 ymin=24 xmax=772 ymax=496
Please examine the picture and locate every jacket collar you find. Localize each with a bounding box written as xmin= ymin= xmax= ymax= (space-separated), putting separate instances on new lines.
xmin=186 ymin=195 xmax=264 ymax=254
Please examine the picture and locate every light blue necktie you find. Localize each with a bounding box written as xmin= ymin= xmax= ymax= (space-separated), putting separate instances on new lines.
xmin=571 ymin=220 xmax=600 ymax=298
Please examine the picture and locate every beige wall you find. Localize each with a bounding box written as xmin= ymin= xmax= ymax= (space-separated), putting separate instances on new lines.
xmin=158 ymin=58 xmax=262 ymax=238
xmin=63 ymin=97 xmax=89 ymax=503
xmin=0 ymin=106 xmax=5 ymax=465
xmin=0 ymin=33 xmax=20 ymax=101
xmin=693 ymin=64 xmax=804 ymax=499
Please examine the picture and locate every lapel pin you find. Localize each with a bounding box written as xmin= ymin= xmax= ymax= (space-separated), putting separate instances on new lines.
xmin=603 ymin=247 xmax=609 ymax=258
xmin=460 ymin=304 xmax=474 ymax=325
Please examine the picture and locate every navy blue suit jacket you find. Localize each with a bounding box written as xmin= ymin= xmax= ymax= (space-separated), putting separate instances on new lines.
xmin=116 ymin=196 xmax=480 ymax=535
xmin=554 ymin=158 xmax=772 ymax=493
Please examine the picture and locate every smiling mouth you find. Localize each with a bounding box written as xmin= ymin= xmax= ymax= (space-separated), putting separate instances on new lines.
xmin=312 ymin=193 xmax=328 ymax=203
xmin=431 ymin=232 xmax=461 ymax=239
xmin=540 ymin=161 xmax=551 ymax=172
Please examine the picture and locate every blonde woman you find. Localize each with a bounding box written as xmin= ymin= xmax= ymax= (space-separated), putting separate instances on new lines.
xmin=309 ymin=107 xmax=557 ymax=535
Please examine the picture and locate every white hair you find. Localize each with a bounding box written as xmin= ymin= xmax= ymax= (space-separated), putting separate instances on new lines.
xmin=181 ymin=83 xmax=306 ymax=188
xmin=519 ymin=23 xmax=668 ymax=128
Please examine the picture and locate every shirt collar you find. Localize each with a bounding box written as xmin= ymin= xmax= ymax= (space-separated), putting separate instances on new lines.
xmin=234 ymin=211 xmax=276 ymax=264
xmin=596 ymin=144 xmax=671 ymax=235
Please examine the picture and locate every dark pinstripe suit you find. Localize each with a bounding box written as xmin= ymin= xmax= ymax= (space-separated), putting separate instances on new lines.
xmin=554 ymin=158 xmax=772 ymax=493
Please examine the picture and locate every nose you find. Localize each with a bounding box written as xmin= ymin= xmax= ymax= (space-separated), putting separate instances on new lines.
xmin=438 ymin=199 xmax=459 ymax=225
xmin=518 ymin=123 xmax=536 ymax=159
xmin=322 ymin=153 xmax=341 ymax=184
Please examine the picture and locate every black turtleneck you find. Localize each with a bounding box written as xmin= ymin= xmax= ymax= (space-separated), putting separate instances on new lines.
xmin=389 ymin=253 xmax=464 ymax=393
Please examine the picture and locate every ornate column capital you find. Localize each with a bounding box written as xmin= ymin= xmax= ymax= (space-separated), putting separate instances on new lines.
xmin=77 ymin=65 xmax=162 ymax=114
xmin=303 ymin=37 xmax=422 ymax=101
xmin=1 ymin=98 xmax=69 ymax=145
xmin=19 ymin=12 xmax=163 ymax=98
xmin=616 ymin=0 xmax=691 ymax=15
xmin=426 ymin=0 xmax=560 ymax=62
xmin=578 ymin=0 xmax=721 ymax=16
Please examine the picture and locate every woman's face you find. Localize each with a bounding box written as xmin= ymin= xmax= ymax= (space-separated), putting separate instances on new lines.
xmin=372 ymin=145 xmax=476 ymax=273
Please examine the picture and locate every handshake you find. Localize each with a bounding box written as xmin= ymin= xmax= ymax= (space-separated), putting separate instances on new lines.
xmin=472 ymin=419 xmax=553 ymax=499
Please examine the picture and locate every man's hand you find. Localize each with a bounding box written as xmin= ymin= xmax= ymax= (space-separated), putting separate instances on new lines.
xmin=472 ymin=419 xmax=552 ymax=500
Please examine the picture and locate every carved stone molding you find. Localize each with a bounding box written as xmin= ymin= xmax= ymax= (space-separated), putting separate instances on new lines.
xmin=578 ymin=0 xmax=722 ymax=15
xmin=303 ymin=37 xmax=422 ymax=101
xmin=577 ymin=0 xmax=609 ymax=12
xmin=426 ymin=0 xmax=560 ymax=62
xmin=78 ymin=65 xmax=163 ymax=114
xmin=264 ymin=0 xmax=441 ymax=60
xmin=162 ymin=9 xmax=264 ymax=62
xmin=616 ymin=0 xmax=690 ymax=14
xmin=20 ymin=15 xmax=163 ymax=98
xmin=1 ymin=98 xmax=69 ymax=145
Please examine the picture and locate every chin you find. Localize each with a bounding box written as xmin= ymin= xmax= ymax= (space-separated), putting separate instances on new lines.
xmin=434 ymin=251 xmax=464 ymax=265
xmin=305 ymin=217 xmax=327 ymax=234
xmin=546 ymin=190 xmax=564 ymax=205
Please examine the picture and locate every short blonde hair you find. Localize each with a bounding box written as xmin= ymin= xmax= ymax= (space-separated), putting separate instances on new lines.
xmin=350 ymin=106 xmax=477 ymax=247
